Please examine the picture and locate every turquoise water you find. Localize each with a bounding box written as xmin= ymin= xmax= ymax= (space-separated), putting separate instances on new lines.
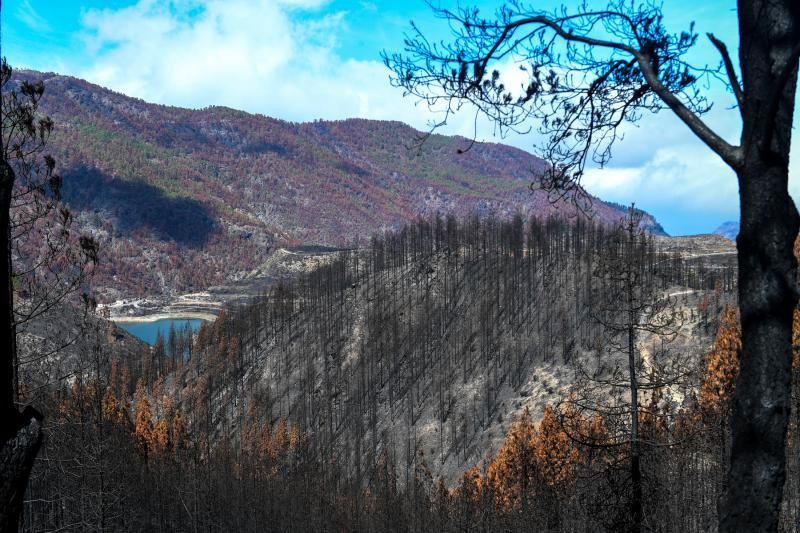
xmin=117 ymin=318 xmax=204 ymax=345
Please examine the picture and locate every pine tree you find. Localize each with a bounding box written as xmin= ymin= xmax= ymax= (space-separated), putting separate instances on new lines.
xmin=487 ymin=407 xmax=537 ymax=509
xmin=133 ymin=380 xmax=154 ymax=461
xmin=700 ymin=306 xmax=741 ymax=416
xmin=534 ymin=405 xmax=581 ymax=487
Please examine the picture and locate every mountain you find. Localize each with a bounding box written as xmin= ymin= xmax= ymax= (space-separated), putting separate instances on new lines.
xmin=12 ymin=70 xmax=665 ymax=301
xmin=714 ymin=221 xmax=739 ymax=241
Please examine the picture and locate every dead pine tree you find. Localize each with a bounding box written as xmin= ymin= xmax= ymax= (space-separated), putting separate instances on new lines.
xmin=563 ymin=206 xmax=684 ymax=532
xmin=385 ymin=3 xmax=799 ymax=529
xmin=0 ymin=59 xmax=99 ymax=531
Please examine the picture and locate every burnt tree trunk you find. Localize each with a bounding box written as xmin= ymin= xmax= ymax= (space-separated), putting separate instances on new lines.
xmin=1 ymin=161 xmax=15 ymax=437
xmin=720 ymin=1 xmax=800 ymax=531
xmin=0 ymin=407 xmax=42 ymax=533
xmin=0 ymin=161 xmax=43 ymax=533
xmin=626 ymin=226 xmax=642 ymax=533
xmin=627 ymin=320 xmax=642 ymax=533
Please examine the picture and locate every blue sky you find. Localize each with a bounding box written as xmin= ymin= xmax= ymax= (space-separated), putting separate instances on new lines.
xmin=3 ymin=0 xmax=796 ymax=235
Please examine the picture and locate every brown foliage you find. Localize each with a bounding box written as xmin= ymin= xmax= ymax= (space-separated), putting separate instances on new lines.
xmin=484 ymin=404 xmax=593 ymax=510
xmin=241 ymin=406 xmax=308 ymax=480
xmin=534 ymin=405 xmax=583 ymax=486
xmin=699 ymin=306 xmax=741 ymax=415
xmin=486 ymin=408 xmax=537 ymax=508
xmin=133 ymin=380 xmax=154 ymax=458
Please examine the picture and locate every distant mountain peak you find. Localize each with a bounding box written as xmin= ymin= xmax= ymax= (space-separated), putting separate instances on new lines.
xmin=714 ymin=221 xmax=739 ymax=241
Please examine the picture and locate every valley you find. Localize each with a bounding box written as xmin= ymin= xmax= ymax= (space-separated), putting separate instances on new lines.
xmin=3 ymin=1 xmax=799 ymax=531
xmin=21 ymin=208 xmax=769 ymax=533
xmin=6 ymin=66 xmax=796 ymax=533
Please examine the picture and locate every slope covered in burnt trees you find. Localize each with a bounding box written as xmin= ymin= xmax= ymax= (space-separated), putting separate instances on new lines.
xmin=182 ymin=214 xmax=729 ymax=482
xmin=22 ymin=213 xmax=746 ymax=532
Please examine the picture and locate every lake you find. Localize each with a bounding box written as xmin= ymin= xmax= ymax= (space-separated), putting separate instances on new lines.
xmin=117 ymin=318 xmax=204 ymax=345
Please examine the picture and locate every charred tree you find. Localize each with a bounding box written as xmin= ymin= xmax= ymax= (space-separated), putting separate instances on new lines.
xmin=384 ymin=3 xmax=799 ymax=529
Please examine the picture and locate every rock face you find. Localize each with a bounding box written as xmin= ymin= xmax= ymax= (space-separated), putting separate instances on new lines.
xmin=714 ymin=221 xmax=740 ymax=241
xmin=11 ymin=69 xmax=665 ymax=300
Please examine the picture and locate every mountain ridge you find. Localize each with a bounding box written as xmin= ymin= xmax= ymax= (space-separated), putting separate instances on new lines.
xmin=12 ymin=69 xmax=665 ymax=300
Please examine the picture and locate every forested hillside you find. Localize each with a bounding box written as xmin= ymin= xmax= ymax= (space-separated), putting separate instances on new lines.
xmin=186 ymin=214 xmax=726 ymax=483
xmin=10 ymin=70 xmax=663 ymax=301
xmin=20 ymin=214 xmax=778 ymax=533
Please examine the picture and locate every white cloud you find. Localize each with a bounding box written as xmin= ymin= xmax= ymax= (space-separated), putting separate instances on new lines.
xmin=74 ymin=0 xmax=536 ymax=137
xmin=16 ymin=0 xmax=51 ymax=32
xmin=581 ymin=92 xmax=800 ymax=233
xmin=77 ymin=0 xmax=427 ymax=126
xmin=580 ymin=113 xmax=741 ymax=234
xmin=583 ymin=145 xmax=738 ymax=210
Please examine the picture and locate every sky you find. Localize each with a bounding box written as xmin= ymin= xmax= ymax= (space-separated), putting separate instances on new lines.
xmin=2 ymin=0 xmax=797 ymax=236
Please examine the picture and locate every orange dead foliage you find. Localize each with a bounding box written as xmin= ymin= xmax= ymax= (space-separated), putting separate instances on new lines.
xmin=483 ymin=403 xmax=595 ymax=510
xmin=699 ymin=306 xmax=741 ymax=415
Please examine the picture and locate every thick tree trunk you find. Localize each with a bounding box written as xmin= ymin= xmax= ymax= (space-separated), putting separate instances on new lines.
xmin=1 ymin=161 xmax=14 ymax=427
xmin=721 ymin=2 xmax=800 ymax=530
xmin=723 ymin=162 xmax=798 ymax=531
xmin=0 ymin=407 xmax=42 ymax=532
xmin=0 ymin=161 xmax=42 ymax=532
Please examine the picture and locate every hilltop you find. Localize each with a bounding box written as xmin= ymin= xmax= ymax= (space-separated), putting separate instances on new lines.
xmin=12 ymin=70 xmax=663 ymax=301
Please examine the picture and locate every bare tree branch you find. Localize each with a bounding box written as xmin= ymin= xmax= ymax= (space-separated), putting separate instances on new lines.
xmin=707 ymin=33 xmax=745 ymax=115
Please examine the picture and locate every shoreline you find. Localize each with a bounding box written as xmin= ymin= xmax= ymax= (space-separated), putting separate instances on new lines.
xmin=111 ymin=311 xmax=218 ymax=324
